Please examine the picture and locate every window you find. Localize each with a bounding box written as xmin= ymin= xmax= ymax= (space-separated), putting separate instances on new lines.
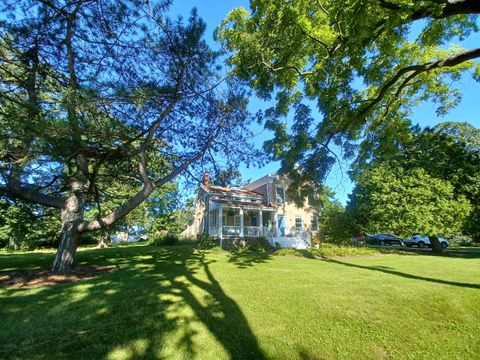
xmin=295 ymin=216 xmax=302 ymax=231
xmin=210 ymin=210 xmax=218 ymax=227
xmin=234 ymin=215 xmax=240 ymax=227
xmin=311 ymin=215 xmax=318 ymax=231
xmin=276 ymin=187 xmax=285 ymax=203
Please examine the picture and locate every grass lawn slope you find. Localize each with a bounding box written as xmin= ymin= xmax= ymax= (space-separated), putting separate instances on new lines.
xmin=1 ymin=243 xmax=479 ymax=359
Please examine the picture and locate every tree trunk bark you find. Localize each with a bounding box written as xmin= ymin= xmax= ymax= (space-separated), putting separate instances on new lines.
xmin=51 ymin=191 xmax=84 ymax=272
xmin=96 ymin=231 xmax=110 ymax=248
xmin=429 ymin=236 xmax=444 ymax=253
xmin=123 ymin=225 xmax=130 ymax=243
xmin=52 ymin=219 xmax=81 ymax=272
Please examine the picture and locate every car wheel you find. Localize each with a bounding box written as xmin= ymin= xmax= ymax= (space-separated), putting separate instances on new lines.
xmin=441 ymin=242 xmax=448 ymax=249
xmin=406 ymin=244 xmax=411 ymax=247
xmin=379 ymin=240 xmax=385 ymax=246
xmin=418 ymin=241 xmax=425 ymax=248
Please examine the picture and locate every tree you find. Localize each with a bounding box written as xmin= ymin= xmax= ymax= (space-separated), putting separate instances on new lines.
xmin=353 ymin=122 xmax=480 ymax=242
xmin=211 ymin=167 xmax=244 ymax=188
xmin=0 ymin=198 xmax=61 ymax=250
xmin=347 ymin=165 xmax=471 ymax=240
xmin=0 ymin=1 xmax=260 ymax=271
xmin=216 ymin=0 xmax=479 ymax=199
xmin=320 ymin=199 xmax=352 ymax=245
xmin=434 ymin=121 xmax=480 ymax=151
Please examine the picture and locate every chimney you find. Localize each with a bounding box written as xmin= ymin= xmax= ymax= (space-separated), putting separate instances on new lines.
xmin=202 ymin=172 xmax=210 ymax=187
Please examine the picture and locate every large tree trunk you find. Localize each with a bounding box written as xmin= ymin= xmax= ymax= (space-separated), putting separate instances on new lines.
xmin=96 ymin=230 xmax=110 ymax=249
xmin=52 ymin=218 xmax=81 ymax=272
xmin=429 ymin=236 xmax=444 ymax=253
xmin=51 ymin=188 xmax=85 ymax=272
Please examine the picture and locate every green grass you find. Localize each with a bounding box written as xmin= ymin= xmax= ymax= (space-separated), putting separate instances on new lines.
xmin=1 ymin=243 xmax=479 ymax=359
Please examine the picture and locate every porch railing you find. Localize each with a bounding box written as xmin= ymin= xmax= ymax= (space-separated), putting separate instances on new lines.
xmin=208 ymin=226 xmax=274 ymax=242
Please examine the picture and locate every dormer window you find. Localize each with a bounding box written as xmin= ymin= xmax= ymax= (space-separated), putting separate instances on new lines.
xmin=276 ymin=186 xmax=285 ymax=203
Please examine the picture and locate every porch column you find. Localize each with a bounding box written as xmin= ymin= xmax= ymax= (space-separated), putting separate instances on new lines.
xmin=239 ymin=208 xmax=244 ymax=237
xmin=259 ymin=210 xmax=263 ymax=228
xmin=274 ymin=212 xmax=278 ymax=237
xmin=218 ymin=204 xmax=223 ymax=246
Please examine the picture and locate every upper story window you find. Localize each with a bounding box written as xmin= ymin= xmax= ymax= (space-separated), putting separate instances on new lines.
xmin=276 ymin=186 xmax=285 ymax=203
xmin=311 ymin=215 xmax=318 ymax=231
xmin=295 ymin=216 xmax=302 ymax=231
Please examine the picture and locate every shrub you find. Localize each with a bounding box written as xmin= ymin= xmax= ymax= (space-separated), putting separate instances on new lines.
xmin=246 ymin=237 xmax=272 ymax=252
xmin=209 ymin=246 xmax=224 ymax=252
xmin=310 ymin=234 xmax=322 ymax=245
xmin=197 ymin=233 xmax=217 ymax=249
xmin=272 ymin=244 xmax=381 ymax=258
xmin=445 ymin=235 xmax=476 ymax=247
xmin=151 ymin=232 xmax=179 ymax=246
xmin=311 ymin=244 xmax=379 ymax=257
xmin=273 ymin=248 xmax=313 ymax=258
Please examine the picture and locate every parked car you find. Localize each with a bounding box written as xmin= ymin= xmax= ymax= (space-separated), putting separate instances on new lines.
xmin=365 ymin=234 xmax=404 ymax=246
xmin=404 ymin=234 xmax=448 ymax=249
xmin=351 ymin=235 xmax=366 ymax=245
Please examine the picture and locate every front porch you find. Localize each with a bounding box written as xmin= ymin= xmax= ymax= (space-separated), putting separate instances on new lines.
xmin=208 ymin=203 xmax=275 ymax=240
xmin=206 ymin=203 xmax=311 ymax=249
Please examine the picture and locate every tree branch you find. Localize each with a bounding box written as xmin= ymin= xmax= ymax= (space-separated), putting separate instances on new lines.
xmin=2 ymin=181 xmax=66 ymax=209
xmin=359 ymin=47 xmax=480 ymax=120
xmin=77 ymin=121 xmax=224 ymax=232
xmin=323 ymin=47 xmax=480 ymax=147
xmin=379 ymin=0 xmax=480 ymax=21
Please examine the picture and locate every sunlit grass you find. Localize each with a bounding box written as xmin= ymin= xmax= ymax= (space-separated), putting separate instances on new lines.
xmin=1 ymin=243 xmax=479 ymax=359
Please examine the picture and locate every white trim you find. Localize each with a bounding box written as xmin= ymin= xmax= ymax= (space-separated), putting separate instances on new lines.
xmin=243 ymin=173 xmax=277 ymax=191
xmin=276 ymin=186 xmax=285 ymax=203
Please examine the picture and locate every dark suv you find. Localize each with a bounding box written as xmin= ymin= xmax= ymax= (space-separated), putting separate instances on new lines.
xmin=365 ymin=234 xmax=404 ymax=246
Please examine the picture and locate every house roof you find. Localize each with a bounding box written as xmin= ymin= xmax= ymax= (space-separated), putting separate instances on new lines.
xmin=204 ymin=184 xmax=263 ymax=199
xmin=216 ymin=199 xmax=276 ymax=209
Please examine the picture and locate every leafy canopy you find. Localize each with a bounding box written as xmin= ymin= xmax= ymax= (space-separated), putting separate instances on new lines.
xmin=0 ymin=0 xmax=261 ymax=232
xmin=216 ymin=0 xmax=480 ymax=196
xmin=347 ymin=165 xmax=471 ymax=237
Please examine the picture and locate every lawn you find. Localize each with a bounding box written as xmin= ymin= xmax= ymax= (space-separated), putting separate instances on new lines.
xmin=1 ymin=243 xmax=479 ymax=359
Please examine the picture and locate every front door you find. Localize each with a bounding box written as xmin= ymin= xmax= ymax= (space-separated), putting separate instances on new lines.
xmin=277 ymin=215 xmax=285 ymax=236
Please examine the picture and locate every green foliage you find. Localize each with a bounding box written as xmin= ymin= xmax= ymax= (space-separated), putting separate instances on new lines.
xmin=149 ymin=207 xmax=194 ymax=237
xmin=320 ymin=199 xmax=352 ymax=245
xmin=0 ymin=199 xmax=61 ymax=250
xmin=209 ymin=246 xmax=225 ymax=252
xmin=150 ymin=233 xmax=179 ymax=246
xmin=347 ymin=165 xmax=472 ymax=237
xmin=353 ymin=122 xmax=480 ymax=240
xmin=246 ymin=237 xmax=272 ymax=252
xmin=273 ymin=244 xmax=379 ymax=257
xmin=311 ymin=244 xmax=379 ymax=257
xmin=445 ymin=235 xmax=476 ymax=247
xmin=211 ymin=167 xmax=244 ymax=188
xmin=217 ymin=1 xmax=480 ymax=200
xmin=1 ymin=1 xmax=261 ymax=269
xmin=273 ymin=248 xmax=312 ymax=257
xmin=196 ymin=233 xmax=218 ymax=249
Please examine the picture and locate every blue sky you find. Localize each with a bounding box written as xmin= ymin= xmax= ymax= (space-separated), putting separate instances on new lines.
xmin=169 ymin=1 xmax=480 ymax=204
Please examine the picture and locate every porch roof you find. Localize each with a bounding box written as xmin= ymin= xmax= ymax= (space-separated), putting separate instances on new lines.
xmin=203 ymin=184 xmax=263 ymax=199
xmin=214 ymin=199 xmax=276 ymax=211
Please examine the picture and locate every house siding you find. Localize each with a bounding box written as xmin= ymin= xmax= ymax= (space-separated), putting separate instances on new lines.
xmin=249 ymin=175 xmax=319 ymax=236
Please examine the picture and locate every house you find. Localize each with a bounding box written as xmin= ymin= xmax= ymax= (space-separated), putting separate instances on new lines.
xmin=184 ymin=172 xmax=320 ymax=249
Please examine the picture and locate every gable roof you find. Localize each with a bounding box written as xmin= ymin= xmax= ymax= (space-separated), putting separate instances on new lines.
xmin=203 ymin=184 xmax=263 ymax=199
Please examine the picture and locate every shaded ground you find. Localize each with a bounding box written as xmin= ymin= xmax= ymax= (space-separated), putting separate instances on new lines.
xmin=0 ymin=265 xmax=115 ymax=288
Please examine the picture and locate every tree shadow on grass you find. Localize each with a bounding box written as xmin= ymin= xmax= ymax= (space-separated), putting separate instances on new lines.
xmin=227 ymin=250 xmax=273 ymax=269
xmin=0 ymin=245 xmax=266 ymax=359
xmin=322 ymin=257 xmax=480 ymax=290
